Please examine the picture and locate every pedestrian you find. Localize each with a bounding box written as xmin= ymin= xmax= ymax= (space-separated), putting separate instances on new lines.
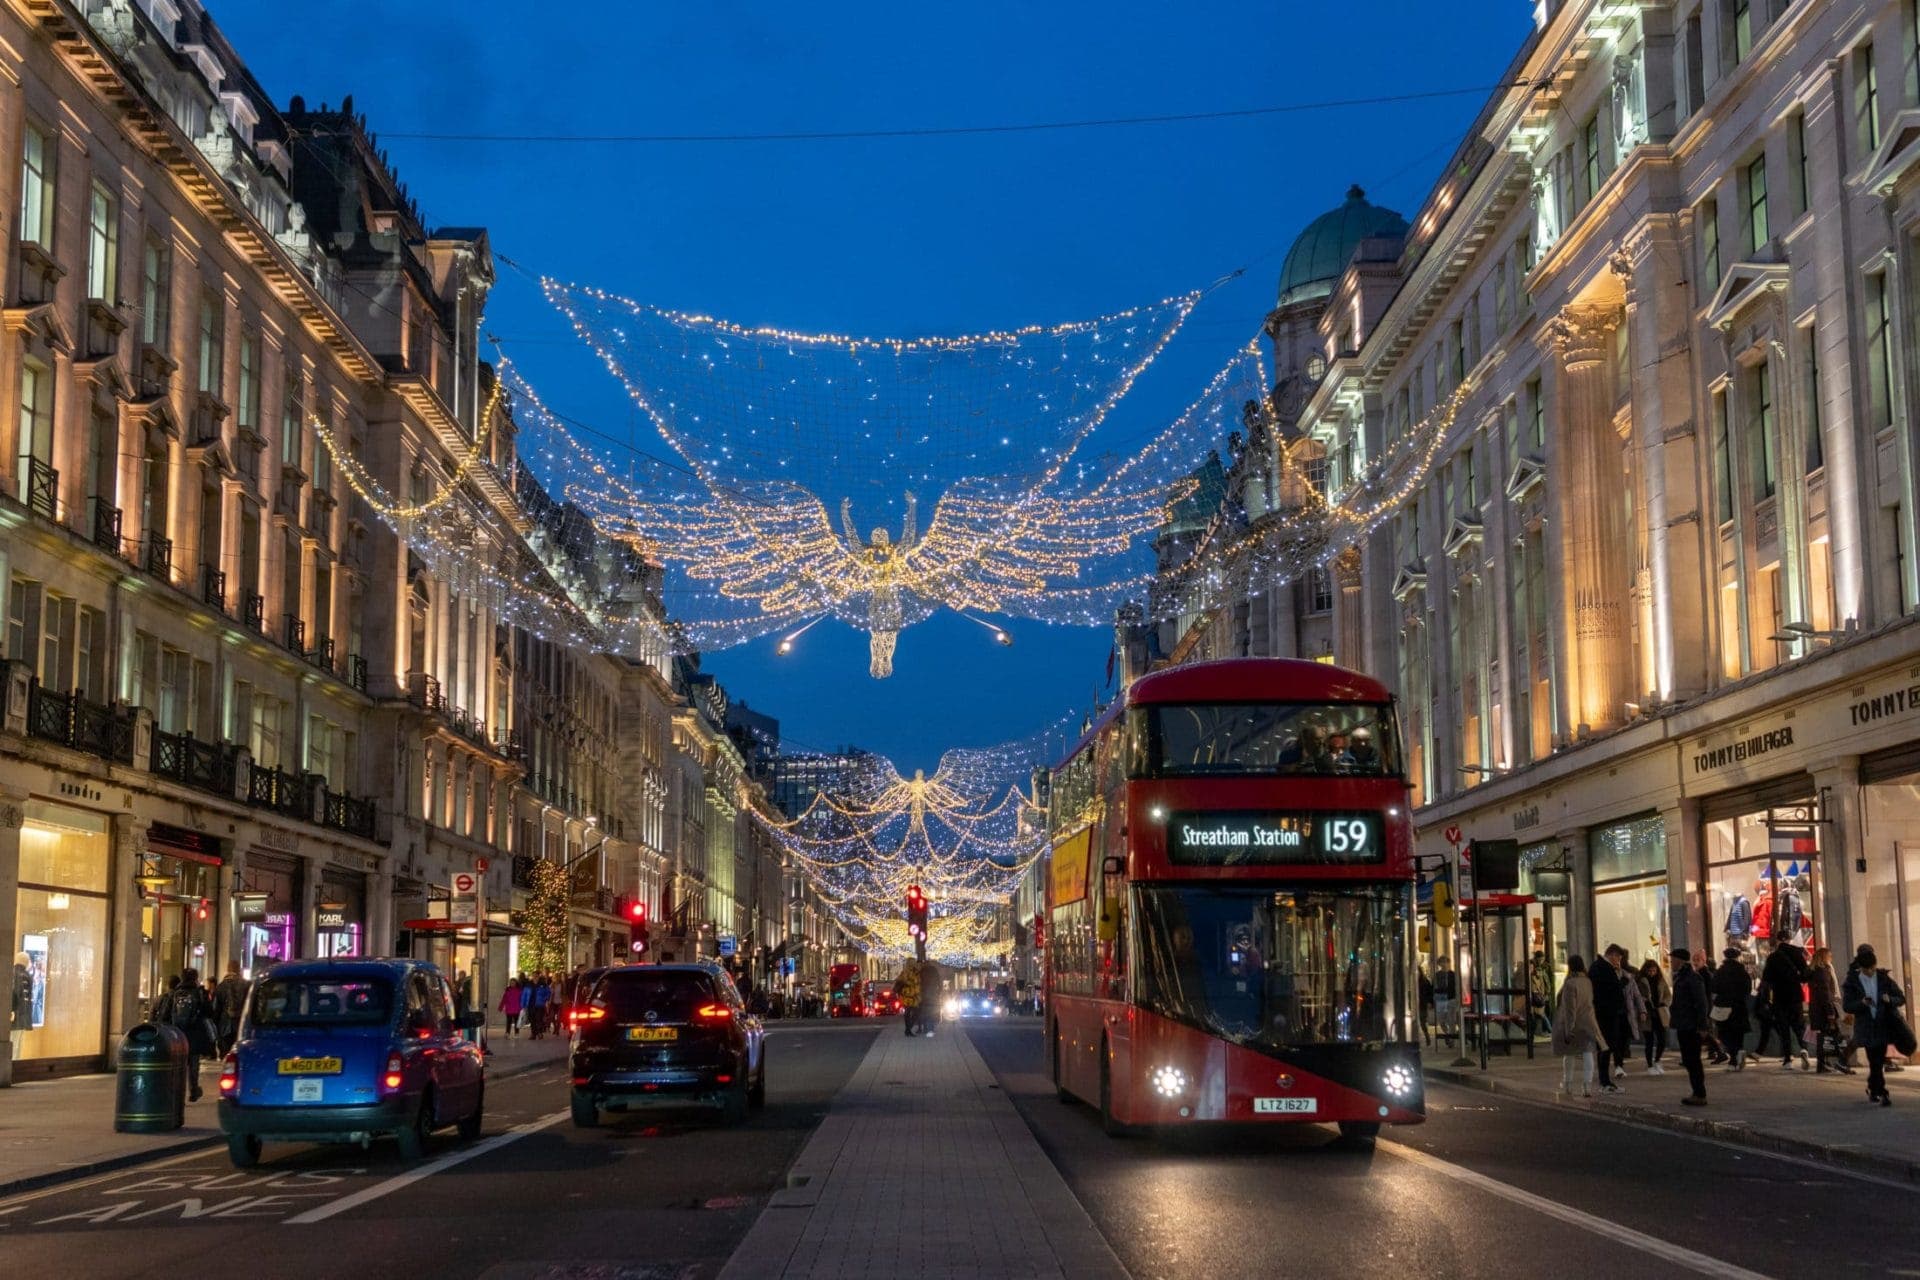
xmin=1761 ymin=942 xmax=1811 ymax=1069
xmin=1635 ymin=957 xmax=1670 ymax=1075
xmin=1842 ymin=943 xmax=1914 ymax=1107
xmin=1693 ymin=950 xmax=1727 ymax=1063
xmin=1432 ymin=955 xmax=1460 ymax=1046
xmin=1711 ymin=947 xmax=1753 ymax=1070
xmin=1417 ymin=963 xmax=1436 ymax=1046
xmin=1807 ymin=947 xmax=1852 ymax=1074
xmin=895 ymin=957 xmax=922 ymax=1037
xmin=454 ymin=970 xmax=475 ymax=1041
xmin=166 ymin=967 xmax=217 ymax=1102
xmin=1552 ymin=954 xmax=1608 ymax=1098
xmin=1528 ymin=951 xmax=1554 ymax=1040
xmin=530 ymin=973 xmax=553 ymax=1039
xmin=212 ymin=960 xmax=248 ymax=1055
xmin=1589 ymin=946 xmax=1630 ymax=1090
xmin=1667 ymin=945 xmax=1710 ymax=1106
xmin=500 ymin=976 xmax=524 ymax=1036
xmin=916 ymin=957 xmax=945 ymax=1038
xmin=1620 ymin=950 xmax=1649 ymax=1076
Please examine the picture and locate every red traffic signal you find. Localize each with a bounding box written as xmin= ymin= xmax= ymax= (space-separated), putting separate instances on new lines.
xmin=627 ymin=897 xmax=650 ymax=956
xmin=195 ymin=898 xmax=211 ymax=921
xmin=626 ymin=899 xmax=648 ymax=923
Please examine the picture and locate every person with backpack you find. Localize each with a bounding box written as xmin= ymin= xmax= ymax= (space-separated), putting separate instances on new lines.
xmin=212 ymin=961 xmax=249 ymax=1055
xmin=156 ymin=968 xmax=217 ymax=1101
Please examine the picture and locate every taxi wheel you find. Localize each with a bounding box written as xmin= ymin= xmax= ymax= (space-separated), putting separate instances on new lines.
xmin=226 ymin=1133 xmax=261 ymax=1169
xmin=396 ymin=1091 xmax=434 ymax=1161
xmin=457 ymin=1084 xmax=484 ymax=1140
xmin=570 ymin=1091 xmax=599 ymax=1128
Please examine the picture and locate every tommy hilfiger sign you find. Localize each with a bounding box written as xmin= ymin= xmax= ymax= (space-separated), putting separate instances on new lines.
xmin=1692 ymin=726 xmax=1794 ymax=775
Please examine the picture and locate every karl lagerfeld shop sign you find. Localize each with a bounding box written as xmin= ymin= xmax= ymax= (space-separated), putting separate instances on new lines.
xmin=1692 ymin=726 xmax=1794 ymax=775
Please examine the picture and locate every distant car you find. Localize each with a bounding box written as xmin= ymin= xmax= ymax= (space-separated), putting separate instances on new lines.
xmin=569 ymin=962 xmax=766 ymax=1126
xmin=218 ymin=958 xmax=485 ymax=1168
xmin=864 ymin=981 xmax=903 ymax=1016
xmin=943 ymin=989 xmax=1005 ymax=1020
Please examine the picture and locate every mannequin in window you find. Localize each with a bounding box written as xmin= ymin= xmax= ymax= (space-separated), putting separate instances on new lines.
xmin=1725 ymin=887 xmax=1753 ymax=945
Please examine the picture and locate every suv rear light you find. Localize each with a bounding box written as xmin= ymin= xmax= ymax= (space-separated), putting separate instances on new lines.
xmin=694 ymin=1003 xmax=733 ymax=1023
xmin=218 ymin=1052 xmax=238 ymax=1097
xmin=568 ymin=1005 xmax=607 ymax=1029
xmin=381 ymin=1052 xmax=404 ymax=1094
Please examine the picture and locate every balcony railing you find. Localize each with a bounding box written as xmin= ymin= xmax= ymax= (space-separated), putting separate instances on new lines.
xmin=25 ymin=682 xmax=136 ymax=765
xmin=305 ymin=635 xmax=334 ymax=673
xmin=344 ymin=653 xmax=368 ymax=692
xmin=321 ymin=789 xmax=377 ymax=841
xmin=406 ymin=672 xmax=444 ymax=713
xmin=91 ymin=501 xmax=122 ymax=556
xmin=142 ymin=534 xmax=172 ymax=581
xmin=282 ymin=614 xmax=305 ymax=654
xmin=241 ymin=589 xmax=265 ymax=634
xmin=201 ymin=564 xmax=226 ymax=612
xmin=247 ymin=762 xmax=311 ymax=820
xmin=151 ymin=729 xmax=238 ymax=795
xmin=24 ymin=458 xmax=57 ymax=521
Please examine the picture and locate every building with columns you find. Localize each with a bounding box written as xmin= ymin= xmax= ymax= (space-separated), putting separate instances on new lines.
xmin=1153 ymin=0 xmax=1920 ymax=995
xmin=0 ymin=0 xmax=790 ymax=1082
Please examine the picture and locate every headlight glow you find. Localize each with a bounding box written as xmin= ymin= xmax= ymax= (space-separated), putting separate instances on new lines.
xmin=1150 ymin=1064 xmax=1188 ymax=1098
xmin=1383 ymin=1064 xmax=1415 ymax=1097
xmin=944 ymin=999 xmax=960 ymax=1017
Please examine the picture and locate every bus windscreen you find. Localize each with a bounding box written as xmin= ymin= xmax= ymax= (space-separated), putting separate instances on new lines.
xmin=1136 ymin=703 xmax=1402 ymax=778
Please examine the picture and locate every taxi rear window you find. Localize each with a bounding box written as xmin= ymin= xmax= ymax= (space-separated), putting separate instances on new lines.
xmin=597 ymin=972 xmax=715 ymax=1022
xmin=250 ymin=977 xmax=393 ymax=1027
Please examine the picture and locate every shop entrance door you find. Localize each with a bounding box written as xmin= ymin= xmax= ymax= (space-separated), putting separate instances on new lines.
xmin=141 ymin=899 xmax=190 ymax=1016
xmin=1896 ymin=844 xmax=1920 ymax=990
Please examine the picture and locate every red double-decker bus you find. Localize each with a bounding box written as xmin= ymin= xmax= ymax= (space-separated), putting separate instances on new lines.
xmin=1045 ymin=658 xmax=1423 ymax=1139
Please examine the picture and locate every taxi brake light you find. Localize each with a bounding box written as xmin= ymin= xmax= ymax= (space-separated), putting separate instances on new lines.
xmin=381 ymin=1051 xmax=405 ymax=1093
xmin=218 ymin=1052 xmax=238 ymax=1096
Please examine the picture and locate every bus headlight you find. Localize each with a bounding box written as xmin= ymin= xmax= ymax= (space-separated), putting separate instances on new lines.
xmin=1150 ymin=1065 xmax=1188 ymax=1098
xmin=1383 ymin=1064 xmax=1415 ymax=1097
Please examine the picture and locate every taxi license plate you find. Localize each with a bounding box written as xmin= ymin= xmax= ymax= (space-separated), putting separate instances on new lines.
xmin=626 ymin=1027 xmax=677 ymax=1042
xmin=1253 ymin=1097 xmax=1317 ymax=1114
xmin=277 ymin=1056 xmax=343 ymax=1075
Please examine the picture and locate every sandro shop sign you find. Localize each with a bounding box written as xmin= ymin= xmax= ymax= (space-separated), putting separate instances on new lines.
xmin=1687 ymin=664 xmax=1920 ymax=783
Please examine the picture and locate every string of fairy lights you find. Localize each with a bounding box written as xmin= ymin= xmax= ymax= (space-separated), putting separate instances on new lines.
xmin=305 ymin=266 xmax=1484 ymax=965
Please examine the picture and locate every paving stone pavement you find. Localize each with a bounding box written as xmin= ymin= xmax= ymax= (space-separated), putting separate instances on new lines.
xmin=719 ymin=1022 xmax=1127 ymax=1280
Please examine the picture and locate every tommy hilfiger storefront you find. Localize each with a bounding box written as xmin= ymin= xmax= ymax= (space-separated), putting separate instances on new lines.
xmin=1418 ymin=626 xmax=1920 ymax=994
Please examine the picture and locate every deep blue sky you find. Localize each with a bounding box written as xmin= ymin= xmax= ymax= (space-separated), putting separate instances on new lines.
xmin=217 ymin=1 xmax=1531 ymax=772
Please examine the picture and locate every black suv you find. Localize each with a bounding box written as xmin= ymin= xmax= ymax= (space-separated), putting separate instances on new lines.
xmin=568 ymin=963 xmax=766 ymax=1126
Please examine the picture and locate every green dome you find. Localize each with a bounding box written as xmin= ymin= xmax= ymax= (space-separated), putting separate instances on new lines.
xmin=1276 ymin=186 xmax=1408 ymax=307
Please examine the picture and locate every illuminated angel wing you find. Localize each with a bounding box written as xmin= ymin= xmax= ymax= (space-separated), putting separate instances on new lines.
xmin=904 ymin=475 xmax=1194 ymax=615
xmin=566 ymin=477 xmax=859 ymax=618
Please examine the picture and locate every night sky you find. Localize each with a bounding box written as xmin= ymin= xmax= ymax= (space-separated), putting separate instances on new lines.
xmin=216 ymin=1 xmax=1532 ymax=772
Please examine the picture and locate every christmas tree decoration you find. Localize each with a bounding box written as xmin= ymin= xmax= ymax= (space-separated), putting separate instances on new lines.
xmin=520 ymin=857 xmax=572 ymax=974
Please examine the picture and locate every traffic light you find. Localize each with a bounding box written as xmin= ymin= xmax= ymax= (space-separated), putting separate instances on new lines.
xmin=905 ymin=884 xmax=928 ymax=941
xmin=195 ymin=898 xmax=211 ymax=922
xmin=627 ymin=899 xmax=650 ymax=956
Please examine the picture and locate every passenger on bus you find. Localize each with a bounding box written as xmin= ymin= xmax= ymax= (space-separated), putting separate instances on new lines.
xmin=1277 ymin=725 xmax=1332 ymax=773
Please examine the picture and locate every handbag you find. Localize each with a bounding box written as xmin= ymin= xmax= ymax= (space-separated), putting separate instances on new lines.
xmin=1709 ymin=1005 xmax=1732 ymax=1022
xmin=1889 ymin=1008 xmax=1919 ymax=1059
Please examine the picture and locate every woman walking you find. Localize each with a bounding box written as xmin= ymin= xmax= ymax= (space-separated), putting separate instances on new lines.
xmin=1711 ymin=948 xmax=1753 ymax=1070
xmin=1553 ymin=955 xmax=1609 ymax=1098
xmin=1843 ymin=944 xmax=1913 ymax=1106
xmin=1808 ymin=948 xmax=1852 ymax=1074
xmin=529 ymin=973 xmax=554 ymax=1039
xmin=500 ymin=976 xmax=525 ymax=1037
xmin=1636 ymin=958 xmax=1671 ymax=1075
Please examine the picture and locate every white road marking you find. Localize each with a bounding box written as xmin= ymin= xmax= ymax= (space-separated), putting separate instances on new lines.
xmin=0 ymin=1146 xmax=221 ymax=1214
xmin=284 ymin=1111 xmax=567 ymax=1224
xmin=1380 ymin=1140 xmax=1777 ymax=1280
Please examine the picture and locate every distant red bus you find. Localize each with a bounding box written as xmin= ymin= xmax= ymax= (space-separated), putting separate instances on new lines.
xmin=828 ymin=963 xmax=867 ymax=1018
xmin=1046 ymin=658 xmax=1423 ymax=1139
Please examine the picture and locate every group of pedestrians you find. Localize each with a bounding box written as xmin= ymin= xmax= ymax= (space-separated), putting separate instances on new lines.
xmin=497 ymin=970 xmax=562 ymax=1038
xmin=146 ymin=960 xmax=249 ymax=1102
xmin=1554 ymin=939 xmax=1912 ymax=1108
xmin=892 ymin=955 xmax=946 ymax=1037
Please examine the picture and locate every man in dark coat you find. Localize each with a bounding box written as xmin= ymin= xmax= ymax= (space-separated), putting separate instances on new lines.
xmin=1843 ymin=944 xmax=1912 ymax=1105
xmin=1711 ymin=949 xmax=1754 ymax=1069
xmin=1589 ymin=946 xmax=1630 ymax=1090
xmin=1667 ymin=945 xmax=1711 ymax=1105
xmin=1760 ymin=942 xmax=1810 ymax=1068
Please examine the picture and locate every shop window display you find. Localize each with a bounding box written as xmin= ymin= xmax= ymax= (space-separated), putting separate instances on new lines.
xmin=1705 ymin=808 xmax=1823 ymax=976
xmin=1589 ymin=816 xmax=1670 ymax=967
xmin=12 ymin=803 xmax=112 ymax=1064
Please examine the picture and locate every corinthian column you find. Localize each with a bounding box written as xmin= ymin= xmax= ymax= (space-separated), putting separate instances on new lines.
xmin=1548 ymin=305 xmax=1630 ymax=733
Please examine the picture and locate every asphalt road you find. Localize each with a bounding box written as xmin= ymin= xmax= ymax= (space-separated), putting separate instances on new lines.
xmin=0 ymin=1021 xmax=878 ymax=1280
xmin=969 ymin=1022 xmax=1920 ymax=1280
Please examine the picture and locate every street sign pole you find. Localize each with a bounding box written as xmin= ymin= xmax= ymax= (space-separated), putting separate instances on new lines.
xmin=1448 ymin=828 xmax=1474 ymax=1068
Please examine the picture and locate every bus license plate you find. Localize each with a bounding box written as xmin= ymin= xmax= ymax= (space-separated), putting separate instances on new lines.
xmin=1253 ymin=1097 xmax=1317 ymax=1114
xmin=627 ymin=1027 xmax=677 ymax=1042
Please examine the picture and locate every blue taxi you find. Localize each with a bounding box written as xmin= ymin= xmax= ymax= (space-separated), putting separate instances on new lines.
xmin=218 ymin=958 xmax=485 ymax=1167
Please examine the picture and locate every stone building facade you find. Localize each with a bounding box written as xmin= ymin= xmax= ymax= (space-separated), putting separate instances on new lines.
xmin=1156 ymin=0 xmax=1920 ymax=994
xmin=0 ymin=0 xmax=796 ymax=1082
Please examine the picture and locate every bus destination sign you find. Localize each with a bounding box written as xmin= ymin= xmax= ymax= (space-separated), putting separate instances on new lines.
xmin=1168 ymin=811 xmax=1385 ymax=865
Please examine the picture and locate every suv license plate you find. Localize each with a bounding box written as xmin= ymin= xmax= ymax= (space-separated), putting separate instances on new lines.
xmin=627 ymin=1027 xmax=678 ymax=1042
xmin=1253 ymin=1097 xmax=1317 ymax=1114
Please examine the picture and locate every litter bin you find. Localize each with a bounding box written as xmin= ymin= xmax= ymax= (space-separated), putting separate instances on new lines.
xmin=114 ymin=1022 xmax=188 ymax=1132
